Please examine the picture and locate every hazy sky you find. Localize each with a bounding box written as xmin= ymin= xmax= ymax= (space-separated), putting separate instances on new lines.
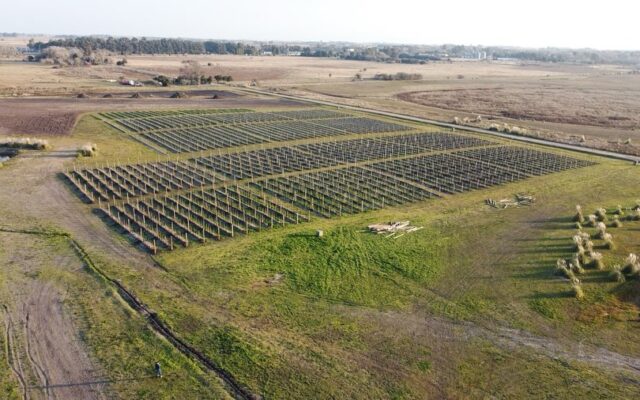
xmin=4 ymin=0 xmax=638 ymax=50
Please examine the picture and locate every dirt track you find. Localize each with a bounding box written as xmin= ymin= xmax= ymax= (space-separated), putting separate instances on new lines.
xmin=0 ymin=232 xmax=107 ymax=400
xmin=0 ymin=148 xmax=155 ymax=400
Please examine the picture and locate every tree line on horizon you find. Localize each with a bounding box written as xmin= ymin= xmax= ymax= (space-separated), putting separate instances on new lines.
xmin=26 ymin=36 xmax=640 ymax=65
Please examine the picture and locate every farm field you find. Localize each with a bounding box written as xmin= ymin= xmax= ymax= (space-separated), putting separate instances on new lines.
xmin=1 ymin=95 xmax=640 ymax=400
xmin=64 ymin=107 xmax=597 ymax=254
xmin=3 ymin=53 xmax=639 ymax=157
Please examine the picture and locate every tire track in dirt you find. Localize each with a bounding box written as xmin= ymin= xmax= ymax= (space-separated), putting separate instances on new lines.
xmin=3 ymin=306 xmax=29 ymax=400
xmin=23 ymin=312 xmax=51 ymax=399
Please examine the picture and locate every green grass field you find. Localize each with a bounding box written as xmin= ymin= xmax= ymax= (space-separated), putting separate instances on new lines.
xmin=1 ymin=110 xmax=639 ymax=399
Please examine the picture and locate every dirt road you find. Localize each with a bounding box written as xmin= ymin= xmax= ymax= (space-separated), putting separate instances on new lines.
xmin=0 ymin=232 xmax=108 ymax=400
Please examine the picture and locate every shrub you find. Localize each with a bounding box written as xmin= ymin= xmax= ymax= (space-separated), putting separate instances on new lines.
xmin=153 ymin=75 xmax=171 ymax=87
xmin=587 ymin=214 xmax=597 ymax=226
xmin=372 ymin=72 xmax=422 ymax=81
xmin=595 ymin=207 xmax=607 ymax=221
xmin=0 ymin=137 xmax=50 ymax=150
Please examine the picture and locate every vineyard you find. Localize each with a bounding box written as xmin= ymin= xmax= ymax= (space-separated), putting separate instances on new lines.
xmin=102 ymin=185 xmax=306 ymax=253
xmin=64 ymin=107 xmax=598 ymax=252
xmin=102 ymin=109 xmax=415 ymax=154
xmin=251 ymin=167 xmax=436 ymax=218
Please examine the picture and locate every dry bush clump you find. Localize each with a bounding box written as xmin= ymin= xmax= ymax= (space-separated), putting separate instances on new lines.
xmin=77 ymin=143 xmax=97 ymax=157
xmin=0 ymin=137 xmax=50 ymax=150
xmin=487 ymin=123 xmax=529 ymax=135
xmin=586 ymin=214 xmax=597 ymax=227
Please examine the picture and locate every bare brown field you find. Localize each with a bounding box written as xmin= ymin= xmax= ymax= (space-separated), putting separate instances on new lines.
xmin=2 ymin=54 xmax=640 ymax=155
xmin=0 ymin=95 xmax=304 ymax=135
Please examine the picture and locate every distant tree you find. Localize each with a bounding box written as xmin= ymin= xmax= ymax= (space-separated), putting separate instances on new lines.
xmin=153 ymin=75 xmax=171 ymax=86
xmin=179 ymin=60 xmax=202 ymax=84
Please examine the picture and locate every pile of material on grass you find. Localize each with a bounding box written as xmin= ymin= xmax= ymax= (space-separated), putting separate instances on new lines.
xmin=485 ymin=193 xmax=536 ymax=209
xmin=130 ymin=92 xmax=142 ymax=98
xmin=76 ymin=93 xmax=89 ymax=98
xmin=102 ymin=93 xmax=113 ymax=98
xmin=367 ymin=221 xmax=423 ymax=239
xmin=170 ymin=92 xmax=188 ymax=99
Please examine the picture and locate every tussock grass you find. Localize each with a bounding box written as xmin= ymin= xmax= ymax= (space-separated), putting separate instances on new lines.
xmin=603 ymin=233 xmax=615 ymax=250
xmin=584 ymin=240 xmax=594 ymax=256
xmin=589 ymin=252 xmax=604 ymax=270
xmin=611 ymin=215 xmax=623 ymax=228
xmin=572 ymin=234 xmax=583 ymax=250
xmin=570 ymin=260 xmax=585 ymax=275
xmin=610 ymin=265 xmax=626 ymax=283
xmin=574 ymin=205 xmax=584 ymax=223
xmin=622 ymin=254 xmax=639 ymax=276
xmin=595 ymin=222 xmax=607 ymax=239
xmin=571 ymin=282 xmax=585 ymax=300
xmin=587 ymin=214 xmax=597 ymax=227
xmin=595 ymin=208 xmax=607 ymax=222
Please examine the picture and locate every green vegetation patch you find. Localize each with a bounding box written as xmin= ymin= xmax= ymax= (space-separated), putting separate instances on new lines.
xmin=256 ymin=226 xmax=449 ymax=307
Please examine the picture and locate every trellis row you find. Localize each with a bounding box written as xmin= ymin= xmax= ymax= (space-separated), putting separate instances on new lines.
xmin=65 ymin=160 xmax=219 ymax=202
xmin=370 ymin=153 xmax=528 ymax=194
xmin=251 ymin=167 xmax=436 ymax=218
xmin=101 ymin=185 xmax=306 ymax=253
xmin=454 ymin=146 xmax=597 ymax=175
xmin=294 ymin=132 xmax=494 ymax=163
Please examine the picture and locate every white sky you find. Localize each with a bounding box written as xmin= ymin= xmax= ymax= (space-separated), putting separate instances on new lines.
xmin=3 ymin=0 xmax=638 ymax=50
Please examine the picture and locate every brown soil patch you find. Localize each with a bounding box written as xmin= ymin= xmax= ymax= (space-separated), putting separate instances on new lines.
xmin=0 ymin=95 xmax=305 ymax=136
